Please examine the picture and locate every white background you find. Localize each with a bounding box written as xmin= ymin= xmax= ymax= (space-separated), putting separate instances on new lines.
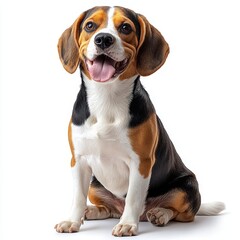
xmin=0 ymin=0 xmax=239 ymax=239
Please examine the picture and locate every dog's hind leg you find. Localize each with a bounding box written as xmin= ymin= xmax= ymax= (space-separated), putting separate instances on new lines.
xmin=142 ymin=175 xmax=201 ymax=226
xmin=85 ymin=205 xmax=111 ymax=219
xmin=85 ymin=178 xmax=124 ymax=220
xmin=85 ymin=205 xmax=121 ymax=220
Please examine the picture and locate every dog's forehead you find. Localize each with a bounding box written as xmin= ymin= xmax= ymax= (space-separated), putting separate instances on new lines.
xmin=83 ymin=6 xmax=140 ymax=32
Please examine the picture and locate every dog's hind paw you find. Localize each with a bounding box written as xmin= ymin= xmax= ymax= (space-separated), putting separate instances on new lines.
xmin=146 ymin=207 xmax=173 ymax=226
xmin=85 ymin=205 xmax=111 ymax=220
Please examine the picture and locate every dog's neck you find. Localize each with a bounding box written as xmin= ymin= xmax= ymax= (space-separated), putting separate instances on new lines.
xmin=81 ymin=72 xmax=138 ymax=126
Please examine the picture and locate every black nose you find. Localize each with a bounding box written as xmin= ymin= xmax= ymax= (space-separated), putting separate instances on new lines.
xmin=94 ymin=33 xmax=115 ymax=50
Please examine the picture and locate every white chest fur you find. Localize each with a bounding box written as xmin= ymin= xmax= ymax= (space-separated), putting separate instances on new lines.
xmin=71 ymin=75 xmax=137 ymax=197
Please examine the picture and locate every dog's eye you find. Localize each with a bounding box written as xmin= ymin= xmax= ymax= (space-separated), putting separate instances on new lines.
xmin=84 ymin=21 xmax=97 ymax=32
xmin=119 ymin=23 xmax=132 ymax=35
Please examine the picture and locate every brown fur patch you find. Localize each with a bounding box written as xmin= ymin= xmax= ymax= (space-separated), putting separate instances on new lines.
xmin=141 ymin=190 xmax=195 ymax=222
xmin=112 ymin=8 xmax=139 ymax=80
xmin=136 ymin=14 xmax=169 ymax=76
xmin=78 ymin=8 xmax=109 ymax=47
xmin=170 ymin=191 xmax=194 ymax=221
xmin=163 ymin=190 xmax=195 ymax=221
xmin=68 ymin=119 xmax=76 ymax=167
xmin=78 ymin=9 xmax=109 ymax=79
xmin=128 ymin=114 xmax=158 ymax=178
xmin=169 ymin=191 xmax=189 ymax=213
xmin=88 ymin=186 xmax=104 ymax=206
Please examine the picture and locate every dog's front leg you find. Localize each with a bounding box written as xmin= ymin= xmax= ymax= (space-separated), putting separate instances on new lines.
xmin=55 ymin=158 xmax=92 ymax=233
xmin=112 ymin=159 xmax=150 ymax=237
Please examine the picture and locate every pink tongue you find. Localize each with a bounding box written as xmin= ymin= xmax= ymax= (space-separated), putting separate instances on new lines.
xmin=87 ymin=56 xmax=116 ymax=82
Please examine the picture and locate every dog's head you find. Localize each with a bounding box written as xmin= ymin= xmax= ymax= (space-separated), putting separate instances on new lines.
xmin=58 ymin=6 xmax=169 ymax=82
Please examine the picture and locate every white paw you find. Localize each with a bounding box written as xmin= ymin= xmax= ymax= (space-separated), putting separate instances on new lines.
xmin=112 ymin=223 xmax=138 ymax=237
xmin=146 ymin=207 xmax=173 ymax=226
xmin=55 ymin=220 xmax=82 ymax=233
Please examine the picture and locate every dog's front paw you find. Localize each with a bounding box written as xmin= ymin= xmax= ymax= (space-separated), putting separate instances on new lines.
xmin=112 ymin=223 xmax=138 ymax=237
xmin=55 ymin=220 xmax=82 ymax=233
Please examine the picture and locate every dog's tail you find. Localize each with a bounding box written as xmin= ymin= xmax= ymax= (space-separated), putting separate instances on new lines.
xmin=197 ymin=201 xmax=225 ymax=216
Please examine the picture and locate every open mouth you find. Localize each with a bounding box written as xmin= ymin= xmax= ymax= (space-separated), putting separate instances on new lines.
xmin=85 ymin=55 xmax=129 ymax=82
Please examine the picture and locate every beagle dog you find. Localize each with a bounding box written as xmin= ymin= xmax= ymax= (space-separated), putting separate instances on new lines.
xmin=55 ymin=6 xmax=225 ymax=237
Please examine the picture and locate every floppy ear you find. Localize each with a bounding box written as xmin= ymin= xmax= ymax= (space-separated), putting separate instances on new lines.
xmin=137 ymin=14 xmax=170 ymax=76
xmin=57 ymin=13 xmax=86 ymax=73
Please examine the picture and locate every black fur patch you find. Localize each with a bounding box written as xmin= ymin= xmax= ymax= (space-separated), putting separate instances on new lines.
xmin=147 ymin=116 xmax=200 ymax=212
xmin=72 ymin=73 xmax=90 ymax=126
xmin=129 ymin=77 xmax=155 ymax=128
